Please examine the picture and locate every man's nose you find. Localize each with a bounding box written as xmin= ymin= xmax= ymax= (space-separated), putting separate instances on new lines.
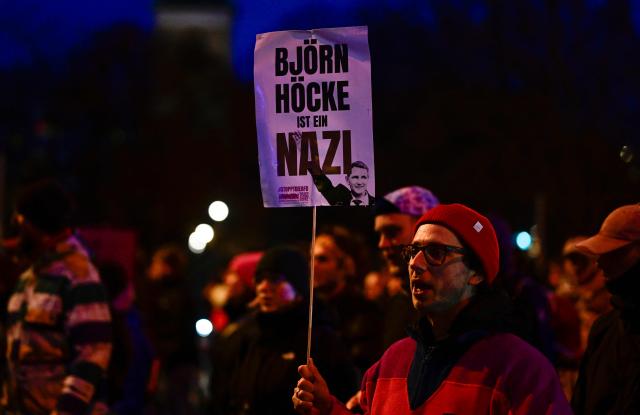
xmin=409 ymin=250 xmax=427 ymax=274
xmin=256 ymin=279 xmax=273 ymax=292
xmin=378 ymin=235 xmax=391 ymax=249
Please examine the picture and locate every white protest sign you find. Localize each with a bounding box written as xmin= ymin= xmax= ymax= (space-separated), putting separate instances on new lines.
xmin=254 ymin=26 xmax=375 ymax=208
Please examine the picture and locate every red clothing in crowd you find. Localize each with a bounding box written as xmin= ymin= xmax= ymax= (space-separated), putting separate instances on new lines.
xmin=328 ymin=334 xmax=571 ymax=415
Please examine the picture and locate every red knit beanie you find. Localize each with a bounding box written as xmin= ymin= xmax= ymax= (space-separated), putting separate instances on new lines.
xmin=413 ymin=203 xmax=500 ymax=284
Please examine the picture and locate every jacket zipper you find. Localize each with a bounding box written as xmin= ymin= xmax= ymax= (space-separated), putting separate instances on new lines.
xmin=410 ymin=345 xmax=435 ymax=408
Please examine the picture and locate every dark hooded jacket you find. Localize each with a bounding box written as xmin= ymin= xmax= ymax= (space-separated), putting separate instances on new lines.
xmin=572 ymin=262 xmax=640 ymax=415
xmin=210 ymin=299 xmax=358 ymax=415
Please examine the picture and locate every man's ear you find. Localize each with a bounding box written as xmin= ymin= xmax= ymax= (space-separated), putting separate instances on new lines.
xmin=468 ymin=271 xmax=484 ymax=287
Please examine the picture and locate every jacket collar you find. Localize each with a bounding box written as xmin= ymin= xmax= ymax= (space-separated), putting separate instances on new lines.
xmin=409 ymin=288 xmax=515 ymax=348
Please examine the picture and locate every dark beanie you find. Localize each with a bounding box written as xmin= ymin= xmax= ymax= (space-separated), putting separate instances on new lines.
xmin=255 ymin=246 xmax=309 ymax=297
xmin=16 ymin=179 xmax=74 ymax=235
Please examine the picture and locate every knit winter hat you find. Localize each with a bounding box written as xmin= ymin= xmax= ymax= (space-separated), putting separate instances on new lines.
xmin=228 ymin=251 xmax=264 ymax=288
xmin=414 ymin=203 xmax=500 ymax=284
xmin=375 ymin=186 xmax=439 ymax=217
xmin=255 ymin=246 xmax=309 ymax=296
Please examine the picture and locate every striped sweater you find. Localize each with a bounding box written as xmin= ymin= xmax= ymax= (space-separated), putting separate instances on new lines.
xmin=4 ymin=236 xmax=112 ymax=415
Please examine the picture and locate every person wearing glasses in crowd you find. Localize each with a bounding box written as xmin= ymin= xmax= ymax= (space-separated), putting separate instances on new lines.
xmin=293 ymin=203 xmax=571 ymax=414
xmin=373 ymin=186 xmax=440 ymax=349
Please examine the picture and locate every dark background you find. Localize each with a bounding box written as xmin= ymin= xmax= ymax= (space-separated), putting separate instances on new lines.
xmin=1 ymin=0 xmax=639 ymax=281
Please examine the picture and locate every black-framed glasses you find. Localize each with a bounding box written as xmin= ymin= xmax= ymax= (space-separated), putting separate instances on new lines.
xmin=400 ymin=243 xmax=467 ymax=266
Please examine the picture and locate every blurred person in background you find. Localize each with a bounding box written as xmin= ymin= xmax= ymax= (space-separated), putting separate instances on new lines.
xmin=0 ymin=245 xmax=28 ymax=404
xmin=547 ymin=236 xmax=613 ymax=401
xmin=294 ymin=203 xmax=570 ymax=414
xmin=210 ymin=246 xmax=358 ymax=415
xmin=2 ymin=179 xmax=112 ymax=415
xmin=571 ymin=204 xmax=640 ymax=415
xmin=562 ymin=236 xmax=611 ymax=353
xmin=140 ymin=245 xmax=197 ymax=415
xmin=313 ymin=225 xmax=382 ymax=374
xmin=546 ymin=255 xmax=581 ymax=401
xmin=99 ymin=261 xmax=154 ymax=415
xmin=373 ymin=186 xmax=440 ymax=348
xmin=488 ymin=214 xmax=556 ymax=362
xmin=204 ymin=251 xmax=262 ymax=332
xmin=363 ymin=270 xmax=389 ymax=303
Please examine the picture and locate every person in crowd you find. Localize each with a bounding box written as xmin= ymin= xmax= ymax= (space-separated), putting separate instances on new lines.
xmin=99 ymin=261 xmax=154 ymax=415
xmin=293 ymin=203 xmax=571 ymax=414
xmin=140 ymin=245 xmax=197 ymax=415
xmin=561 ymin=236 xmax=612 ymax=353
xmin=0 ymin=243 xmax=28 ymax=404
xmin=547 ymin=252 xmax=582 ymax=401
xmin=550 ymin=236 xmax=613 ymax=401
xmin=489 ymin=214 xmax=557 ymax=362
xmin=373 ymin=185 xmax=440 ymax=348
xmin=205 ymin=251 xmax=262 ymax=332
xmin=547 ymin=256 xmax=581 ymax=363
xmin=2 ymin=179 xmax=112 ymax=415
xmin=312 ymin=161 xmax=375 ymax=206
xmin=210 ymin=246 xmax=358 ymax=415
xmin=571 ymin=204 xmax=640 ymax=415
xmin=313 ymin=225 xmax=382 ymax=374
xmin=363 ymin=270 xmax=389 ymax=303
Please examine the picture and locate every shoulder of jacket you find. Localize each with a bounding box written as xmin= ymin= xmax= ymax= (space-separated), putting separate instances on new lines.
xmin=380 ymin=337 xmax=416 ymax=362
xmin=39 ymin=240 xmax=97 ymax=284
xmin=63 ymin=252 xmax=96 ymax=280
xmin=477 ymin=333 xmax=540 ymax=355
xmin=585 ymin=309 xmax=618 ymax=345
xmin=470 ymin=333 xmax=556 ymax=376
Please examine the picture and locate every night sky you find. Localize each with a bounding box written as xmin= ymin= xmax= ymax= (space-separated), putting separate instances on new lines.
xmin=1 ymin=0 xmax=639 ymax=280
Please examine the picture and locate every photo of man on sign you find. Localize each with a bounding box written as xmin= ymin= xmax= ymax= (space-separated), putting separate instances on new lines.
xmin=254 ymin=26 xmax=374 ymax=208
xmin=312 ymin=160 xmax=375 ymax=206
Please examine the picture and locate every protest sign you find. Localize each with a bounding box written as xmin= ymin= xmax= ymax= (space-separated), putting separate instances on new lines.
xmin=254 ymin=26 xmax=375 ymax=207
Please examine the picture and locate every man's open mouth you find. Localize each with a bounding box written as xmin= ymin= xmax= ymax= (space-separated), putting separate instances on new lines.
xmin=411 ymin=279 xmax=433 ymax=296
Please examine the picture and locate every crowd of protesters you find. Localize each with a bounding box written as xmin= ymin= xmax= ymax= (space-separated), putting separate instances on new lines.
xmin=0 ymin=178 xmax=638 ymax=414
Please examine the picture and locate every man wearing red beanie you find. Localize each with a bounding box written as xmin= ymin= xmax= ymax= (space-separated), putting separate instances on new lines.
xmin=293 ymin=203 xmax=571 ymax=414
